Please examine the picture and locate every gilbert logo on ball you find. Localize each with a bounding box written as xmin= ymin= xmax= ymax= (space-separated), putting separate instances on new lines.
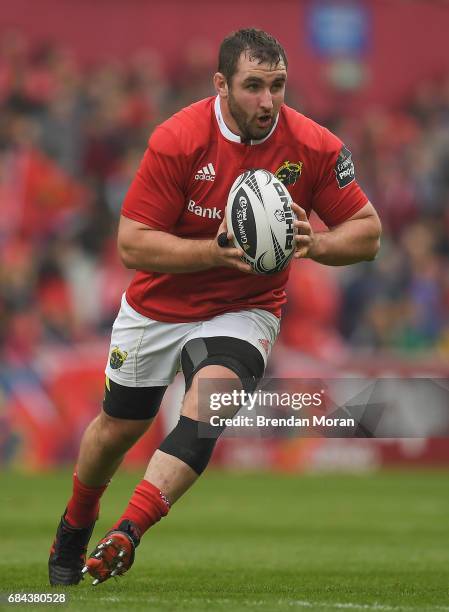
xmin=226 ymin=169 xmax=296 ymax=274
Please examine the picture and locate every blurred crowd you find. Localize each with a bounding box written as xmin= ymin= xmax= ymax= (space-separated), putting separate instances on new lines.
xmin=1 ymin=30 xmax=449 ymax=366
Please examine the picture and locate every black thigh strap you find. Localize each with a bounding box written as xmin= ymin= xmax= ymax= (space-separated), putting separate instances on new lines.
xmin=103 ymin=377 xmax=167 ymax=420
xmin=181 ymin=336 xmax=265 ymax=393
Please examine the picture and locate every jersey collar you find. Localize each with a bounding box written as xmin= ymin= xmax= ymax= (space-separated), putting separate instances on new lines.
xmin=214 ymin=95 xmax=278 ymax=145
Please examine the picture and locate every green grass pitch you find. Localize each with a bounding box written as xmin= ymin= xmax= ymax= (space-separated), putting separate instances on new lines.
xmin=0 ymin=469 xmax=448 ymax=611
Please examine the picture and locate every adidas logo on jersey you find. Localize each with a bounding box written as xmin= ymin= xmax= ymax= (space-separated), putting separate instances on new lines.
xmin=195 ymin=163 xmax=216 ymax=181
xmin=188 ymin=199 xmax=222 ymax=219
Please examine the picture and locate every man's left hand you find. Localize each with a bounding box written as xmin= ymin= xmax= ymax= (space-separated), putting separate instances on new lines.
xmin=291 ymin=202 xmax=314 ymax=259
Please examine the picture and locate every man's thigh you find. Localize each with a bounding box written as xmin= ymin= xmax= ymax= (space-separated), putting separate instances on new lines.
xmin=105 ymin=294 xmax=197 ymax=387
xmin=103 ymin=295 xmax=197 ymax=419
xmin=180 ymin=308 xmax=281 ymax=420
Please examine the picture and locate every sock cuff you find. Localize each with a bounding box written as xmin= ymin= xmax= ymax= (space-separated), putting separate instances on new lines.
xmin=137 ymin=480 xmax=171 ymax=516
xmin=73 ymin=472 xmax=108 ymax=494
xmin=65 ymin=472 xmax=108 ymax=528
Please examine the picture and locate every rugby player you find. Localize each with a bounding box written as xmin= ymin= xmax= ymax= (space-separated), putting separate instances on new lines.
xmin=49 ymin=28 xmax=381 ymax=586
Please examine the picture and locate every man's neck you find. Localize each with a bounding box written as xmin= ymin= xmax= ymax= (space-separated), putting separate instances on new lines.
xmin=218 ymin=97 xmax=242 ymax=138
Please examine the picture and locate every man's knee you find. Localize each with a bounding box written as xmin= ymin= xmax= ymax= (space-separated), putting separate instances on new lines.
xmin=182 ymin=364 xmax=238 ymax=420
xmin=158 ymin=337 xmax=266 ymax=476
xmin=180 ymin=336 xmax=265 ymax=420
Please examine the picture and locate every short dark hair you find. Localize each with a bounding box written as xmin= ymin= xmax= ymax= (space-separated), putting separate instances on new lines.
xmin=218 ymin=28 xmax=288 ymax=82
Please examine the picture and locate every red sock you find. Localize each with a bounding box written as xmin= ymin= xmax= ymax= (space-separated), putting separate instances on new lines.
xmin=65 ymin=473 xmax=108 ymax=528
xmin=112 ymin=480 xmax=170 ymax=537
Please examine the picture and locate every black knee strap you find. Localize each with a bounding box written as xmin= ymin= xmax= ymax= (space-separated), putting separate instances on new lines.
xmin=181 ymin=336 xmax=265 ymax=393
xmin=159 ymin=415 xmax=220 ymax=475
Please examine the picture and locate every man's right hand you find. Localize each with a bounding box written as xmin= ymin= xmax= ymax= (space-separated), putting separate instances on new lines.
xmin=204 ymin=215 xmax=254 ymax=274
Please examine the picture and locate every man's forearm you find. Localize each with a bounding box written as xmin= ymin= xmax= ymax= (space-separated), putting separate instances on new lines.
xmin=120 ymin=228 xmax=215 ymax=273
xmin=118 ymin=219 xmax=253 ymax=275
xmin=309 ymin=216 xmax=381 ymax=266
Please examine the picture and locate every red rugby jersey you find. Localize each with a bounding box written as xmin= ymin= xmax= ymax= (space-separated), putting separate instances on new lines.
xmin=122 ymin=96 xmax=368 ymax=323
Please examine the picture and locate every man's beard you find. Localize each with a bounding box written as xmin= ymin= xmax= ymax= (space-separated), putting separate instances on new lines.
xmin=228 ymin=90 xmax=276 ymax=142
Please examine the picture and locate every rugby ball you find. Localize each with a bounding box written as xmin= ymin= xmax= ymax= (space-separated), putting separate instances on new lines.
xmin=226 ymin=169 xmax=296 ymax=274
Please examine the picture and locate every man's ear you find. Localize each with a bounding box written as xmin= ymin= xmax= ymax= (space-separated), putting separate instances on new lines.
xmin=213 ymin=72 xmax=228 ymax=98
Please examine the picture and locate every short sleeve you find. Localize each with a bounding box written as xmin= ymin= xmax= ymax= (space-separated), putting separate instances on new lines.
xmin=121 ymin=126 xmax=187 ymax=231
xmin=311 ymin=128 xmax=368 ymax=227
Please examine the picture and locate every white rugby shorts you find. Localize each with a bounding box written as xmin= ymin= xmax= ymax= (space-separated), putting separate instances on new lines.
xmin=105 ymin=294 xmax=280 ymax=387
